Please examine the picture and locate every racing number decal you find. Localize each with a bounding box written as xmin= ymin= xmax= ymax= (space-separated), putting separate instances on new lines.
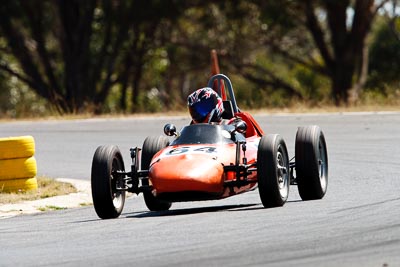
xmin=169 ymin=147 xmax=189 ymax=155
xmin=167 ymin=146 xmax=217 ymax=155
xmin=193 ymin=147 xmax=217 ymax=153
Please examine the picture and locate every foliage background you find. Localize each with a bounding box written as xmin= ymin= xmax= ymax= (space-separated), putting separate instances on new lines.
xmin=0 ymin=0 xmax=399 ymax=118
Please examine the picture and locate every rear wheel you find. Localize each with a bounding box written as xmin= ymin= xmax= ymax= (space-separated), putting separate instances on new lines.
xmin=257 ymin=134 xmax=290 ymax=208
xmin=141 ymin=136 xmax=172 ymax=211
xmin=91 ymin=145 xmax=126 ymax=219
xmin=295 ymin=125 xmax=328 ymax=200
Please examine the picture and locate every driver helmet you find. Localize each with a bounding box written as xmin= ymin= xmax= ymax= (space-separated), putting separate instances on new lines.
xmin=187 ymin=87 xmax=224 ymax=123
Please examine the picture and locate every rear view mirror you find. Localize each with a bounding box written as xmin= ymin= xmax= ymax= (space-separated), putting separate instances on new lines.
xmin=235 ymin=121 xmax=247 ymax=134
xmin=164 ymin=124 xmax=177 ymax=136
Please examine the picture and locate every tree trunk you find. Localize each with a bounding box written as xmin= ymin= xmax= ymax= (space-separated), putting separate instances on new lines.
xmin=58 ymin=0 xmax=96 ymax=113
xmin=349 ymin=43 xmax=369 ymax=104
xmin=331 ymin=64 xmax=353 ymax=105
xmin=131 ymin=65 xmax=143 ymax=112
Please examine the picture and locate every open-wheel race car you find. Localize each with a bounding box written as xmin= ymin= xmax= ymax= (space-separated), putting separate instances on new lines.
xmin=91 ymin=74 xmax=328 ymax=219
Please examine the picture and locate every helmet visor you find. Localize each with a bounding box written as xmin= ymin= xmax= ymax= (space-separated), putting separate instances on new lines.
xmin=189 ymin=97 xmax=217 ymax=123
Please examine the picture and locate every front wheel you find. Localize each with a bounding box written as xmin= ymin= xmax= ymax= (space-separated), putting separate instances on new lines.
xmin=295 ymin=125 xmax=328 ymax=200
xmin=141 ymin=136 xmax=172 ymax=211
xmin=257 ymin=134 xmax=290 ymax=208
xmin=91 ymin=145 xmax=126 ymax=219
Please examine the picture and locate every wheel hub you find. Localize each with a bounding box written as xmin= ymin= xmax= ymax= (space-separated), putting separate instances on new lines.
xmin=276 ymin=151 xmax=288 ymax=190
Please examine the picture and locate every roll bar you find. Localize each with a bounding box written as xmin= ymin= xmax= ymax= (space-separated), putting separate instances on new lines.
xmin=207 ymin=74 xmax=239 ymax=114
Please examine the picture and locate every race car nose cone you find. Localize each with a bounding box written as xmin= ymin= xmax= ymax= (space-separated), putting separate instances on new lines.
xmin=149 ymin=153 xmax=224 ymax=194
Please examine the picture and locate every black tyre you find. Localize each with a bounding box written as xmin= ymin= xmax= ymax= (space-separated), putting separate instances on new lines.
xmin=91 ymin=145 xmax=126 ymax=219
xmin=257 ymin=134 xmax=290 ymax=208
xmin=141 ymin=136 xmax=172 ymax=211
xmin=295 ymin=125 xmax=328 ymax=200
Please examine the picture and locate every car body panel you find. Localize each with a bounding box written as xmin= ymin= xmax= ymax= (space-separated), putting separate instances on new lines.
xmin=148 ymin=124 xmax=260 ymax=201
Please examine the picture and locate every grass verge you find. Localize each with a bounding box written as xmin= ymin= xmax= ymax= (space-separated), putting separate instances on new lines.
xmin=0 ymin=176 xmax=77 ymax=204
xmin=37 ymin=205 xmax=68 ymax=212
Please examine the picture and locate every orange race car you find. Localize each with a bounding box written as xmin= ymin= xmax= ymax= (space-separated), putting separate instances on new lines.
xmin=91 ymin=74 xmax=328 ymax=219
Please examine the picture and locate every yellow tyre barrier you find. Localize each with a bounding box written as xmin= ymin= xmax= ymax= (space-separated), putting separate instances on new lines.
xmin=0 ymin=136 xmax=37 ymax=192
xmin=0 ymin=136 xmax=35 ymax=160
xmin=0 ymin=156 xmax=37 ymax=180
xmin=0 ymin=177 xmax=38 ymax=192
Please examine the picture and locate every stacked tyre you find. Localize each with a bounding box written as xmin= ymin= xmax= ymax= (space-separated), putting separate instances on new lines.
xmin=0 ymin=136 xmax=38 ymax=192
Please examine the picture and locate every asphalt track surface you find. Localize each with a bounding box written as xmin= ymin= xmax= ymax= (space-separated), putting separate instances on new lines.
xmin=0 ymin=112 xmax=399 ymax=266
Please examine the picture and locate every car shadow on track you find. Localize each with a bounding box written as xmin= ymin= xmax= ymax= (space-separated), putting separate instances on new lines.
xmin=72 ymin=200 xmax=302 ymax=222
xmin=125 ymin=203 xmax=270 ymax=218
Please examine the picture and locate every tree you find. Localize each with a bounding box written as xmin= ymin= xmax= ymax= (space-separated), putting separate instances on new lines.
xmin=0 ymin=0 xmax=190 ymax=114
xmin=388 ymin=0 xmax=400 ymax=41
xmin=157 ymin=1 xmax=304 ymax=109
xmin=0 ymin=0 xmax=394 ymax=115
xmin=307 ymin=0 xmax=380 ymax=104
xmin=256 ymin=0 xmax=389 ymax=105
xmin=0 ymin=1 xmax=91 ymax=113
xmin=368 ymin=15 xmax=400 ymax=89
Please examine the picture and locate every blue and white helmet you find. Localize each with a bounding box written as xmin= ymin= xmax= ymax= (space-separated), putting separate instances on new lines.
xmin=187 ymin=87 xmax=224 ymax=123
